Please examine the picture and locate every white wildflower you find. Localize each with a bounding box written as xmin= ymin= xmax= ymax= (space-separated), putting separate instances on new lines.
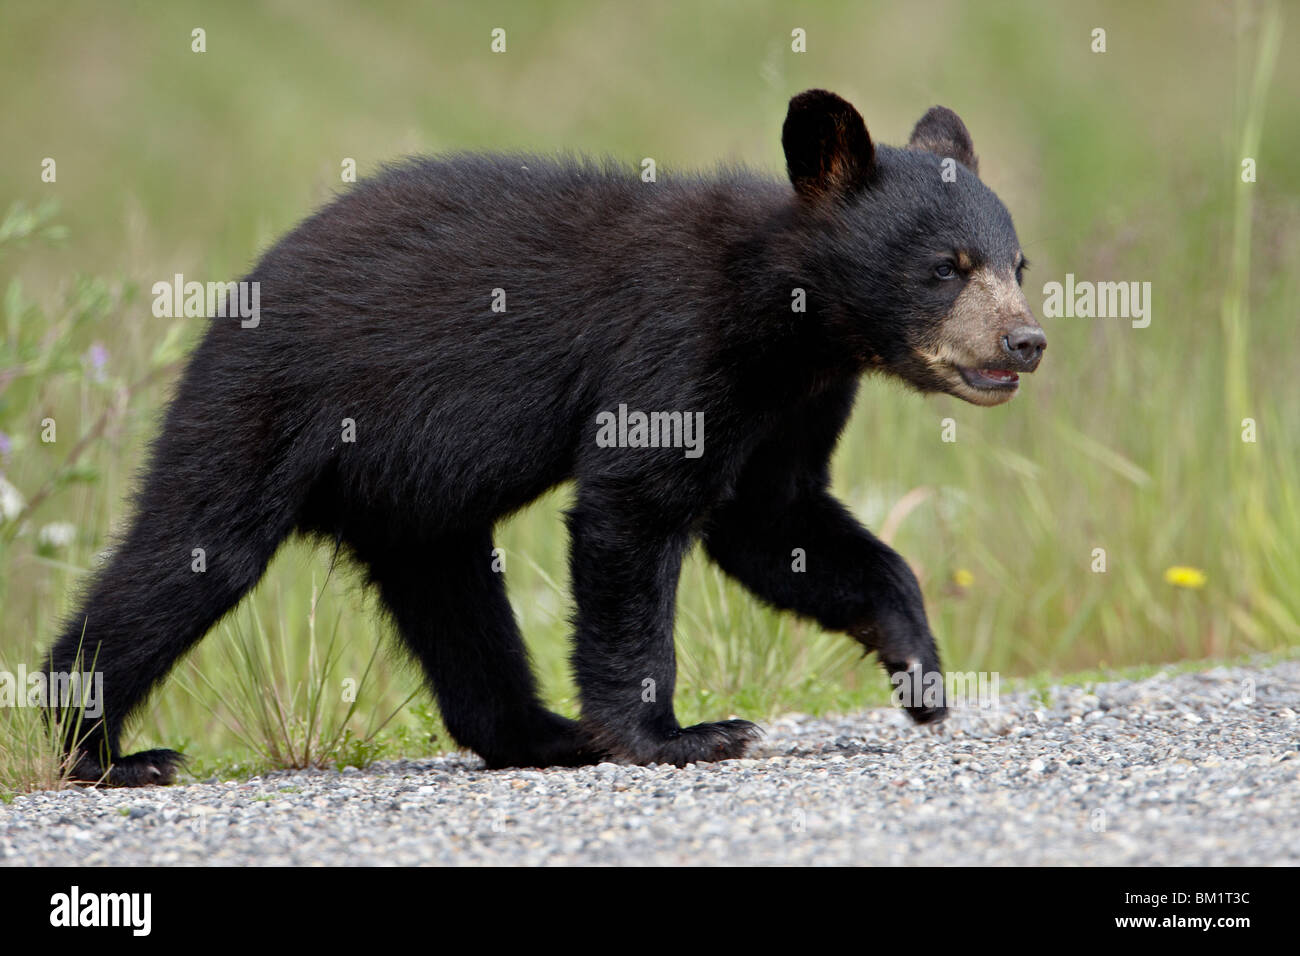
xmin=0 ymin=476 xmax=24 ymax=522
xmin=38 ymin=521 xmax=78 ymax=549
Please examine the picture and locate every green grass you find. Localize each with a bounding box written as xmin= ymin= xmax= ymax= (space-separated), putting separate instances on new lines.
xmin=1 ymin=0 xmax=1298 ymax=792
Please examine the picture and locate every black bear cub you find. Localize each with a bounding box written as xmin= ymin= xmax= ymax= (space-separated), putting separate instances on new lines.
xmin=48 ymin=90 xmax=1044 ymax=785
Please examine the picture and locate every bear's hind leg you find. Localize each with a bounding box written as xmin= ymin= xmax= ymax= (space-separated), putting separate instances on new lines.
xmin=366 ymin=530 xmax=601 ymax=769
xmin=48 ymin=482 xmax=295 ymax=786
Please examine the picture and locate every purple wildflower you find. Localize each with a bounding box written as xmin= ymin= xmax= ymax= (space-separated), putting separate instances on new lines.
xmin=86 ymin=342 xmax=109 ymax=382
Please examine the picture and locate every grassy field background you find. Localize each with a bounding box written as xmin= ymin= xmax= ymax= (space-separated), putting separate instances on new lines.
xmin=1 ymin=0 xmax=1298 ymax=785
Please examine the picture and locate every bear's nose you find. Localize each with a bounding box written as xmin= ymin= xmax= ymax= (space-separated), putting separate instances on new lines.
xmin=1002 ymin=325 xmax=1046 ymax=369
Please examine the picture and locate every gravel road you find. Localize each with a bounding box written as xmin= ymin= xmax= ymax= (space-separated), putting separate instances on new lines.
xmin=3 ymin=659 xmax=1298 ymax=866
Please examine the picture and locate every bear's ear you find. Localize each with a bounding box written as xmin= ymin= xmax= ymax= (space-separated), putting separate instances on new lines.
xmin=908 ymin=106 xmax=979 ymax=175
xmin=782 ymin=89 xmax=877 ymax=202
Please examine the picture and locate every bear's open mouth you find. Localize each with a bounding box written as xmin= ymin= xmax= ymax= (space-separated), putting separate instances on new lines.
xmin=958 ymin=366 xmax=1020 ymax=391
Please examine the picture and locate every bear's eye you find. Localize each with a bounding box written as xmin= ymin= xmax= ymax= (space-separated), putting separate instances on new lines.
xmin=934 ymin=262 xmax=957 ymax=280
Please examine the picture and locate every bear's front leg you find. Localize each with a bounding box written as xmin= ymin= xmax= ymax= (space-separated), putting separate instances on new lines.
xmin=705 ymin=484 xmax=947 ymax=724
xmin=843 ymin=545 xmax=949 ymax=724
xmin=566 ymin=488 xmax=760 ymax=766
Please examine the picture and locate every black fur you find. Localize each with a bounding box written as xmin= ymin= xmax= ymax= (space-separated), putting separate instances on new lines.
xmin=48 ymin=90 xmax=1028 ymax=784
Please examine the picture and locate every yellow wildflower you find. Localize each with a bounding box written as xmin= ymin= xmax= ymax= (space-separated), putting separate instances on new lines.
xmin=1164 ymin=566 xmax=1206 ymax=589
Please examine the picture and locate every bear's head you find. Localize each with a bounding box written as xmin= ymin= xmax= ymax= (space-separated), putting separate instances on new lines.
xmin=781 ymin=89 xmax=1044 ymax=407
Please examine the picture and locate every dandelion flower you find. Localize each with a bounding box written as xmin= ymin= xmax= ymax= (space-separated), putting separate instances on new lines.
xmin=952 ymin=568 xmax=975 ymax=588
xmin=1164 ymin=566 xmax=1206 ymax=589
